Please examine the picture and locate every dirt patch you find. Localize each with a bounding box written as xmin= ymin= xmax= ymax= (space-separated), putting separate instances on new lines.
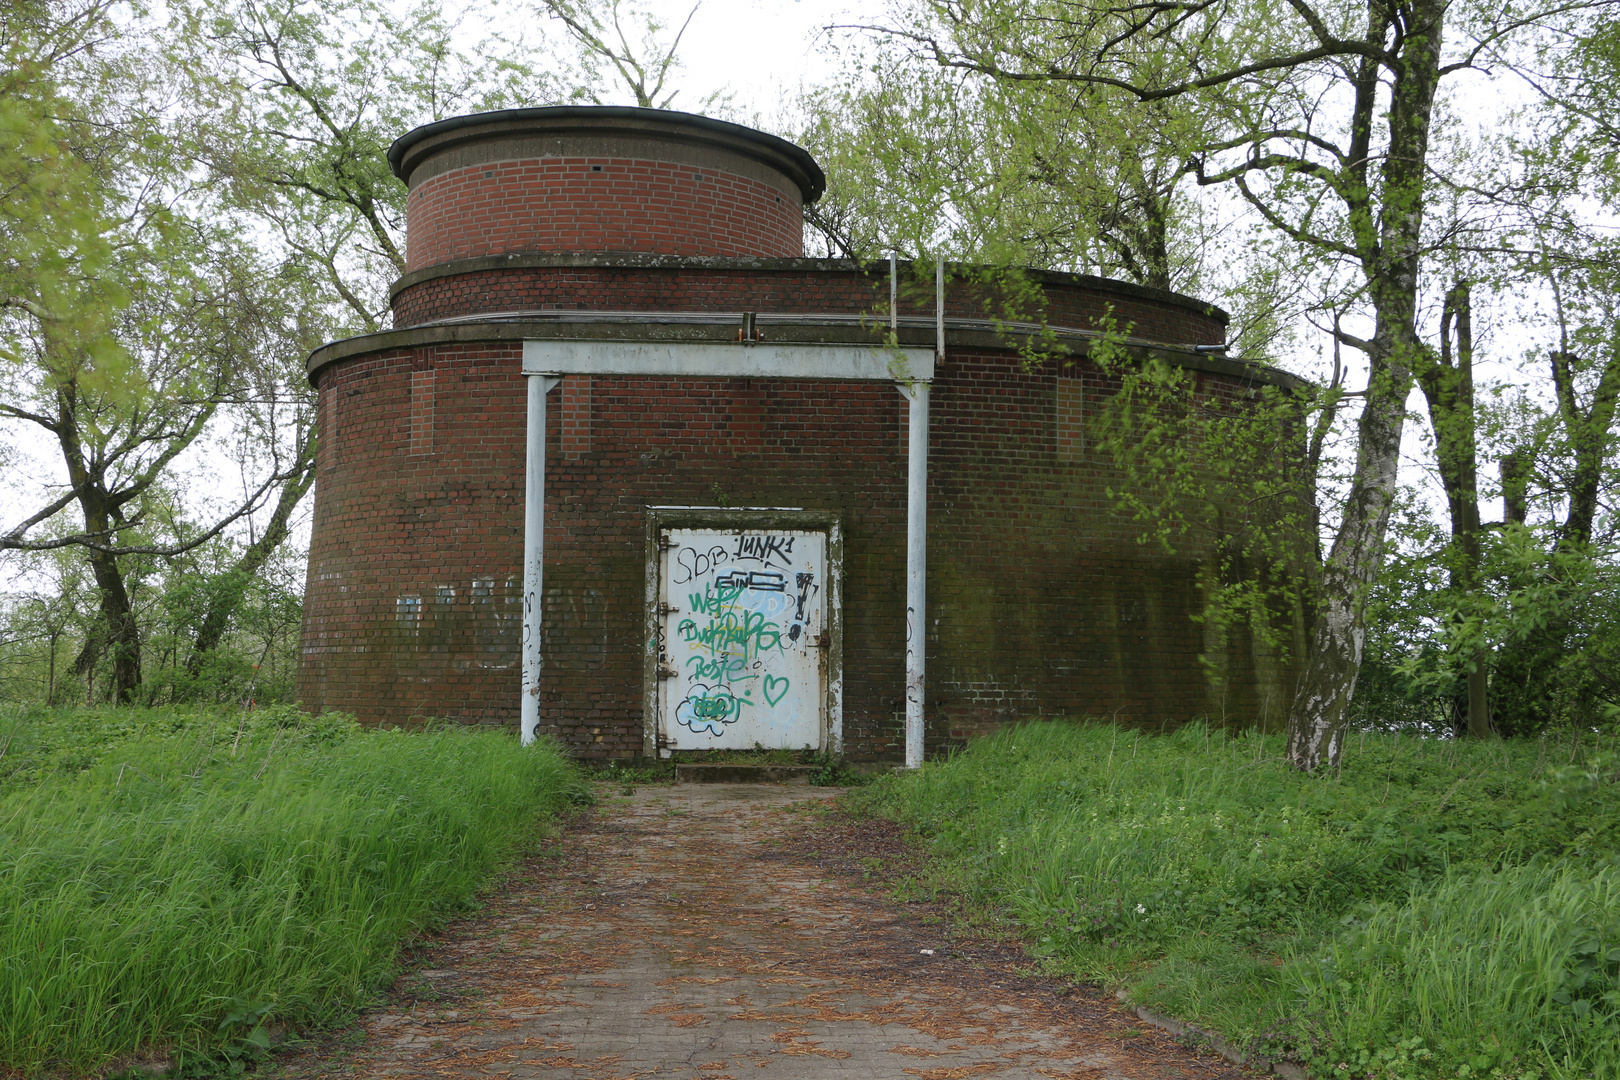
xmin=273 ymin=784 xmax=1251 ymax=1080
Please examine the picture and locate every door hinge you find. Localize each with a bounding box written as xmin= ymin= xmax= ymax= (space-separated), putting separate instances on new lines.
xmin=657 ymin=602 xmax=680 ymax=615
xmin=657 ymin=533 xmax=675 ymax=551
xmin=811 ymin=632 xmax=830 ymax=649
xmin=657 ymin=663 xmax=679 ymax=679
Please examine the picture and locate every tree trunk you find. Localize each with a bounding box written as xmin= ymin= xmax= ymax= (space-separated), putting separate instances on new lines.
xmin=1500 ymin=452 xmax=1529 ymax=525
xmin=1416 ymin=282 xmax=1491 ymax=737
xmin=85 ymin=544 xmax=141 ymax=704
xmin=65 ymin=470 xmax=143 ymax=704
xmin=1285 ymin=335 xmax=1411 ymax=770
xmin=1551 ymin=348 xmax=1620 ymax=549
xmin=186 ymin=436 xmax=317 ymax=674
xmin=1284 ymin=0 xmax=1445 ymax=770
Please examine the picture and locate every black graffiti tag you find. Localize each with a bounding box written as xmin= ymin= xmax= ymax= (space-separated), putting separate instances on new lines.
xmin=715 ymin=569 xmax=786 ymax=592
xmin=673 ymin=544 xmax=730 ymax=585
xmin=793 ymin=572 xmax=817 ymax=623
xmin=731 ymin=533 xmax=794 ymax=568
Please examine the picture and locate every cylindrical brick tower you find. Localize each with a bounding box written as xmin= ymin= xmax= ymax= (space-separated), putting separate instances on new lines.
xmin=300 ymin=106 xmax=1307 ymax=759
xmin=392 ymin=107 xmax=820 ymax=268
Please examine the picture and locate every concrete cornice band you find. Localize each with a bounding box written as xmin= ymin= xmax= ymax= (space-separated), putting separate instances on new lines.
xmin=304 ymin=316 xmax=1303 ymax=393
xmin=386 ymin=252 xmax=1232 ymax=327
xmin=388 ymin=106 xmax=827 ymax=203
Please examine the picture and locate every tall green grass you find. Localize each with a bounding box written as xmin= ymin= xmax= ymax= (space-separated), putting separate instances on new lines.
xmin=855 ymin=721 xmax=1620 ymax=1079
xmin=1301 ymin=864 xmax=1619 ymax=1078
xmin=0 ymin=707 xmax=584 ymax=1072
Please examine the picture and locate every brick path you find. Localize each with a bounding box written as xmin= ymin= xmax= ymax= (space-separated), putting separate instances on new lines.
xmin=280 ymin=783 xmax=1247 ymax=1080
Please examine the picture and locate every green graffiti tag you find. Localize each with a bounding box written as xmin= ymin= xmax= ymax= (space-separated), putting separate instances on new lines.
xmin=688 ymin=582 xmax=744 ymax=616
xmin=674 ymin=683 xmax=751 ymax=734
xmin=676 ymin=577 xmax=784 ymax=662
xmin=685 ymin=654 xmax=753 ymax=683
xmin=675 ymin=610 xmax=782 ymax=659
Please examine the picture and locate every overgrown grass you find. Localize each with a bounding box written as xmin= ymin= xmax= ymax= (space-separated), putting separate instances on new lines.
xmin=0 ymin=705 xmax=586 ymax=1073
xmin=853 ymin=721 xmax=1620 ymax=1080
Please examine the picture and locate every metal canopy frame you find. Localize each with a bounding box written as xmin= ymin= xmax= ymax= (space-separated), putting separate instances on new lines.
xmin=522 ymin=340 xmax=933 ymax=381
xmin=520 ymin=262 xmax=943 ymax=768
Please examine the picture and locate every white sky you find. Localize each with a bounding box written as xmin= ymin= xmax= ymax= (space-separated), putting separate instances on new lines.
xmin=612 ymin=0 xmax=852 ymax=121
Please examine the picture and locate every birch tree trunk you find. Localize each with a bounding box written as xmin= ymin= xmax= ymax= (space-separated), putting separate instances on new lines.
xmin=1283 ymin=0 xmax=1445 ymax=770
xmin=1285 ymin=341 xmax=1411 ymax=768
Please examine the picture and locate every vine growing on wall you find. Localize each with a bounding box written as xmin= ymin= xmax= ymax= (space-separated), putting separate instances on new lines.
xmin=1087 ymin=314 xmax=1319 ymax=703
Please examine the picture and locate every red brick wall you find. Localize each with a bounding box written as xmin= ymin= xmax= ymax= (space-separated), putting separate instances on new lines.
xmin=302 ymin=344 xmax=531 ymax=725
xmin=300 ymin=322 xmax=1304 ymax=757
xmin=303 ymin=109 xmax=1293 ymax=753
xmin=404 ymin=158 xmax=804 ymax=271
xmin=392 ymin=263 xmax=1226 ymax=345
xmin=301 ymin=342 xmax=911 ymax=755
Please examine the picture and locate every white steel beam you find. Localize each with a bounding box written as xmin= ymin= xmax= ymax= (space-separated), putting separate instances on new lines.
xmin=520 ymin=336 xmax=936 ymax=763
xmin=521 ymin=340 xmax=933 ymax=382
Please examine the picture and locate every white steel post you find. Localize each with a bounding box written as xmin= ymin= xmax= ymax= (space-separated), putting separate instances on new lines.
xmin=903 ymin=380 xmax=929 ymax=769
xmin=890 ymin=251 xmax=898 ymax=338
xmin=521 ymin=374 xmax=560 ymax=746
xmin=902 ymin=257 xmax=944 ymax=769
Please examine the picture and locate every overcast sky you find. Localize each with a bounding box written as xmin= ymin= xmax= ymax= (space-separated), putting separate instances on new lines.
xmin=467 ymin=0 xmax=856 ymax=123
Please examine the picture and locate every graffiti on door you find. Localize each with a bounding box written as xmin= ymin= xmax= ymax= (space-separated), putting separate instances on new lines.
xmin=659 ymin=529 xmax=825 ymax=750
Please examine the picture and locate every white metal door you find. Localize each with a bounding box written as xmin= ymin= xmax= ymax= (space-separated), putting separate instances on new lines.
xmin=658 ymin=528 xmax=826 ymax=750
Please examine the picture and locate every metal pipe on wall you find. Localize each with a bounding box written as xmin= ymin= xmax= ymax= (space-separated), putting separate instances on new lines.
xmin=890 ymin=252 xmax=898 ymax=338
xmin=521 ymin=374 xmax=560 ymax=746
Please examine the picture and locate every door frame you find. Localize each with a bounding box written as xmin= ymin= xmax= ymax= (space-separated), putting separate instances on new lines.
xmin=643 ymin=507 xmax=844 ymax=758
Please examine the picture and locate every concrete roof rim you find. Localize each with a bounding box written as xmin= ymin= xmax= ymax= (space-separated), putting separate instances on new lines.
xmin=387 ymin=106 xmax=826 ymax=202
xmin=419 ymin=308 xmax=1212 ymax=353
xmin=387 ymin=252 xmax=1230 ymax=327
xmin=304 ymin=319 xmax=1303 ymax=392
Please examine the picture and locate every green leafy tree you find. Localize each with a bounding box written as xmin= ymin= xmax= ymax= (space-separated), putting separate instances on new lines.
xmin=799 ymin=22 xmax=1296 ymax=357
xmin=852 ymin=0 xmax=1607 ymax=768
xmin=1449 ymin=7 xmax=1620 ymax=736
xmin=178 ymin=0 xmax=561 ymax=331
xmin=0 ymin=2 xmax=325 ymax=703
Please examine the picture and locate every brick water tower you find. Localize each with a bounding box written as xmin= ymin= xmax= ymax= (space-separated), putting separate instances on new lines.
xmin=298 ymin=106 xmax=1306 ymax=761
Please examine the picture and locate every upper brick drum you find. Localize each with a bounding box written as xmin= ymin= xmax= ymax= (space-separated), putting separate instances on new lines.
xmin=391 ymin=107 xmax=822 ymax=269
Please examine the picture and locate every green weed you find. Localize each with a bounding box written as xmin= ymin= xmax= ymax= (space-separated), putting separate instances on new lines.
xmin=852 ymin=720 xmax=1620 ymax=1079
xmin=0 ymin=706 xmax=583 ymax=1073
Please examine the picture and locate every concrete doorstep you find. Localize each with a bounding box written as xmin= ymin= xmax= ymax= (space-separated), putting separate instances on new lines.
xmin=673 ymin=763 xmax=815 ymax=784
